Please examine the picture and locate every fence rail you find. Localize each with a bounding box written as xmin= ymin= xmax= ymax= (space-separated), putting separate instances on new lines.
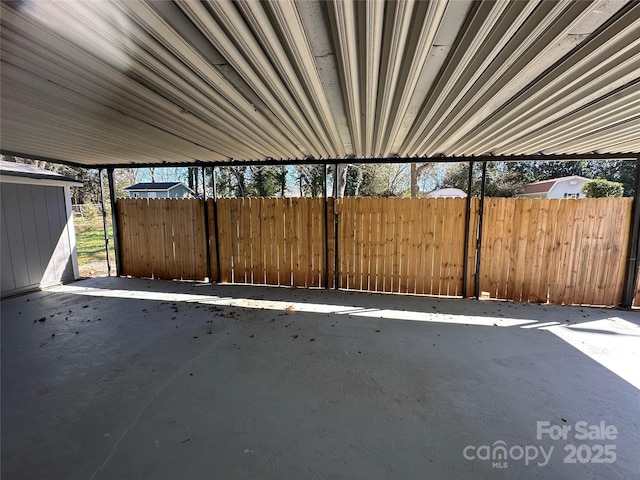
xmin=117 ymin=197 xmax=639 ymax=307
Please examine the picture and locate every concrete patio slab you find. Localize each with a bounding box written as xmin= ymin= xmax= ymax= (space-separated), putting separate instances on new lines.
xmin=2 ymin=277 xmax=639 ymax=479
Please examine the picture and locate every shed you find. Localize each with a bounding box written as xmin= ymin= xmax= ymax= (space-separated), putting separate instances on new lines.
xmin=124 ymin=182 xmax=194 ymax=199
xmin=0 ymin=161 xmax=82 ymax=297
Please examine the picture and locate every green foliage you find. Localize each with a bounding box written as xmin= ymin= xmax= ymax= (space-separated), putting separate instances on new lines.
xmin=439 ymin=160 xmax=636 ymax=197
xmin=581 ymin=179 xmax=624 ymax=198
xmin=248 ymin=166 xmax=281 ymax=197
xmin=81 ymin=203 xmax=99 ymax=221
xmin=508 ymin=160 xmax=589 ymax=182
xmin=586 ymin=160 xmax=636 ymax=196
xmin=507 ymin=160 xmax=635 ymax=196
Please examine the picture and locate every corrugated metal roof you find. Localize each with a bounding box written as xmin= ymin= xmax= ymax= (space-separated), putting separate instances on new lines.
xmin=1 ymin=0 xmax=638 ymax=166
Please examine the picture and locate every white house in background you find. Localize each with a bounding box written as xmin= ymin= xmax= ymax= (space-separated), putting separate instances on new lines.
xmin=425 ymin=187 xmax=467 ymax=198
xmin=518 ymin=175 xmax=591 ymax=199
xmin=124 ymin=182 xmax=194 ymax=199
xmin=0 ymin=161 xmax=82 ymax=297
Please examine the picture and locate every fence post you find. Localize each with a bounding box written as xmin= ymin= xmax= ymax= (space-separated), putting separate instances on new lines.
xmin=107 ymin=167 xmax=122 ymax=277
xmin=202 ymin=167 xmax=212 ymax=282
xmin=462 ymin=161 xmax=473 ymax=297
xmin=211 ymin=167 xmax=222 ymax=283
xmin=334 ymin=162 xmax=339 ymax=289
xmin=621 ymin=158 xmax=640 ymax=308
xmin=324 ymin=163 xmax=329 ymax=289
xmin=474 ymin=161 xmax=487 ymax=299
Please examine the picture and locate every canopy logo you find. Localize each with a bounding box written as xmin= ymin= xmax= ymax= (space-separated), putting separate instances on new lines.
xmin=463 ymin=421 xmax=617 ymax=469
xmin=462 ymin=441 xmax=553 ymax=469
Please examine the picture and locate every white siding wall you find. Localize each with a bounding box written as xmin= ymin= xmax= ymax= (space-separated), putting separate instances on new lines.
xmin=1 ymin=183 xmax=77 ymax=297
xmin=547 ymin=179 xmax=588 ymax=199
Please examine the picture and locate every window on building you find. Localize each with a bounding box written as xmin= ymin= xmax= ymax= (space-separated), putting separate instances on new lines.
xmin=564 ymin=193 xmax=579 ymax=199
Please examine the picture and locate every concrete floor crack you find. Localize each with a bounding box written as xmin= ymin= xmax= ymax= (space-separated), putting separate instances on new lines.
xmin=88 ymin=342 xmax=216 ymax=480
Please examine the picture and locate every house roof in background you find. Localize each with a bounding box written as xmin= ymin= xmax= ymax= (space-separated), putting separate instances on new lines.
xmin=1 ymin=1 xmax=638 ymax=167
xmin=124 ymin=182 xmax=190 ymax=191
xmin=521 ymin=175 xmax=590 ymax=194
xmin=0 ymin=160 xmax=82 ymax=186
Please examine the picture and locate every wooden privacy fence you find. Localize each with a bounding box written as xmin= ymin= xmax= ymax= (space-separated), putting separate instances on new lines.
xmin=479 ymin=198 xmax=633 ymax=306
xmin=117 ymin=197 xmax=639 ymax=307
xmin=336 ymin=198 xmax=478 ymax=296
xmin=118 ymin=198 xmax=206 ymax=280
xmin=215 ymin=197 xmax=331 ymax=288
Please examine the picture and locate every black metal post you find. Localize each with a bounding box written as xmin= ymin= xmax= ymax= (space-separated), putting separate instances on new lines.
xmin=98 ymin=169 xmax=112 ymax=276
xmin=202 ymin=167 xmax=212 ymax=282
xmin=621 ymin=158 xmax=640 ymax=308
xmin=474 ymin=161 xmax=487 ymax=299
xmin=324 ymin=164 xmax=329 ymax=289
xmin=106 ymin=167 xmax=122 ymax=276
xmin=462 ymin=161 xmax=473 ymax=297
xmin=211 ymin=167 xmax=222 ymax=283
xmin=334 ymin=163 xmax=339 ymax=289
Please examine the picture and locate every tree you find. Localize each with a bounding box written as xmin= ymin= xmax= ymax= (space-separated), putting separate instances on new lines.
xmin=273 ymin=166 xmax=288 ymax=197
xmin=68 ymin=168 xmax=101 ymax=204
xmin=295 ymin=165 xmax=325 ymax=197
xmin=507 ymin=160 xmax=589 ymax=182
xmin=341 ymin=163 xmax=409 ymax=197
xmin=114 ymin=168 xmax=139 ymax=198
xmin=335 ymin=164 xmax=349 ymax=198
xmin=581 ymin=179 xmax=624 ymax=198
xmin=247 ymin=166 xmax=280 ymax=197
xmin=585 ymin=160 xmax=636 ymax=196
xmin=377 ymin=163 xmax=410 ymax=197
xmin=187 ymin=167 xmax=200 ymax=195
xmin=410 ymin=163 xmax=433 ymax=198
xmin=439 ymin=162 xmax=527 ymax=197
xmin=213 ymin=167 xmax=237 ymax=198
xmin=228 ymin=166 xmax=249 ymax=197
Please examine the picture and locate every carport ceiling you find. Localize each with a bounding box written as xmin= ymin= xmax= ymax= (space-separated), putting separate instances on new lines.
xmin=1 ymin=0 xmax=639 ymax=167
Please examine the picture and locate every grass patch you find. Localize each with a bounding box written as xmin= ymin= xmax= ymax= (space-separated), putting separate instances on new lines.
xmin=74 ymin=216 xmax=115 ymax=266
